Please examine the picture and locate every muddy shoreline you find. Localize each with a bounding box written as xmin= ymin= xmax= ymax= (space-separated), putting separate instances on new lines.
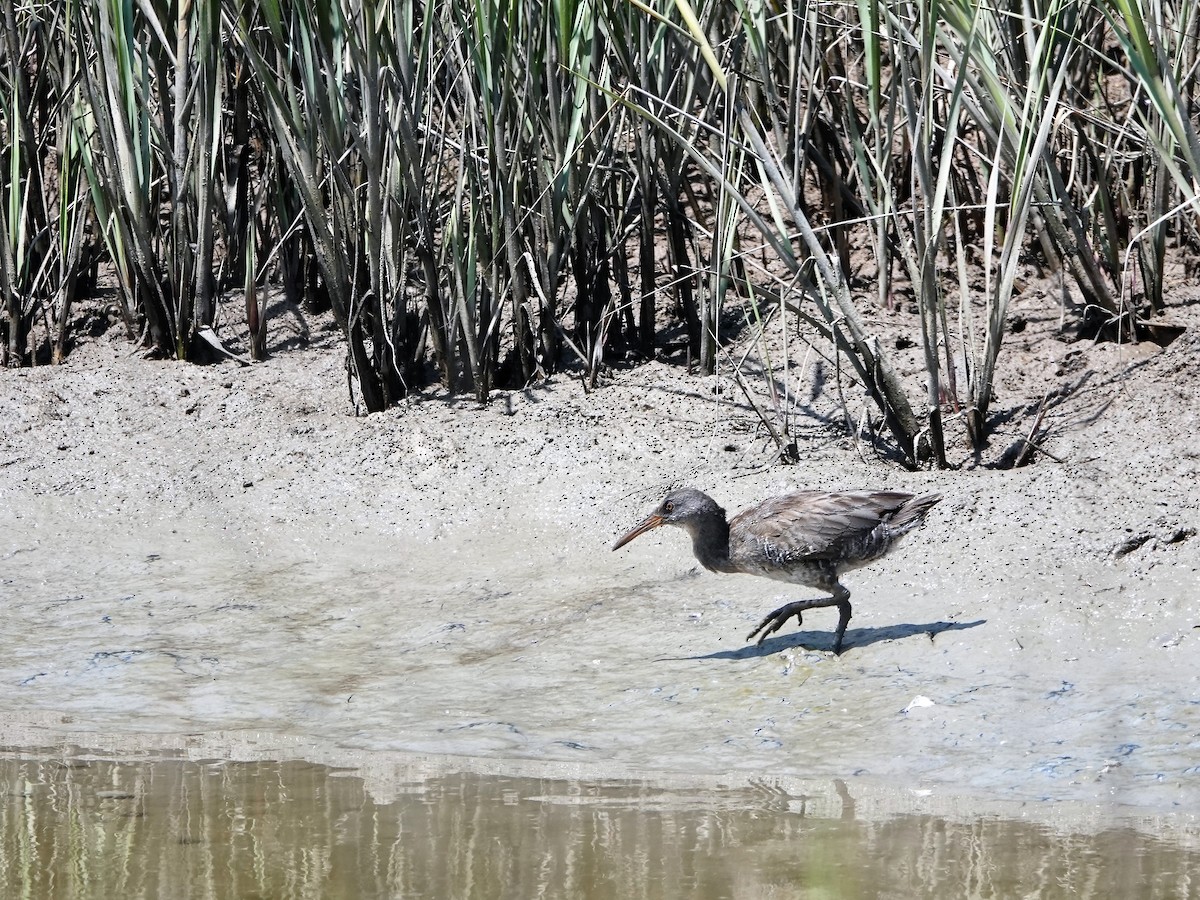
xmin=3 ymin=311 xmax=1199 ymax=830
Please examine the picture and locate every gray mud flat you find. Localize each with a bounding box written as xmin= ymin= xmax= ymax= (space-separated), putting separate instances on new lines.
xmin=2 ymin=319 xmax=1200 ymax=888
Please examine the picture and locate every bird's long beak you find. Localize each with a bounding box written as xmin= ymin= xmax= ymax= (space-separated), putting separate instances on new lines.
xmin=612 ymin=514 xmax=664 ymax=551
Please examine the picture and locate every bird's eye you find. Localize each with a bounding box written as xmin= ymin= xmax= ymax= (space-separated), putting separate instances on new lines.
xmin=664 ymin=501 xmax=674 ymax=513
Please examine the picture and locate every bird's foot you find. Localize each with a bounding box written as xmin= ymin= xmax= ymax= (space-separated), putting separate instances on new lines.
xmin=746 ymin=603 xmax=806 ymax=646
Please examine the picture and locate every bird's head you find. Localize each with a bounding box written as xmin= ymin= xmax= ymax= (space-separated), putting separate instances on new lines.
xmin=612 ymin=488 xmax=725 ymax=550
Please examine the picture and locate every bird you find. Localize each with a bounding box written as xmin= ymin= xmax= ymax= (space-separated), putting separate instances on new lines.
xmin=612 ymin=487 xmax=941 ymax=654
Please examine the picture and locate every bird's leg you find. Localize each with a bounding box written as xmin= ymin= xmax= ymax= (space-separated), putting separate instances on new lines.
xmin=831 ymin=587 xmax=852 ymax=655
xmin=746 ymin=584 xmax=853 ymax=652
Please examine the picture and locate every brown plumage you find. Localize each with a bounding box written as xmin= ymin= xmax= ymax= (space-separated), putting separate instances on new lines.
xmin=613 ymin=487 xmax=941 ymax=654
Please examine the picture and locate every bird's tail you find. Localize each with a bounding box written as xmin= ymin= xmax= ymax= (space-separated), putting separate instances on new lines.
xmin=888 ymin=492 xmax=942 ymax=534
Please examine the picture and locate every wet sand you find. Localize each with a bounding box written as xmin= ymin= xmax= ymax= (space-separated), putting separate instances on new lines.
xmin=2 ymin=310 xmax=1199 ymax=842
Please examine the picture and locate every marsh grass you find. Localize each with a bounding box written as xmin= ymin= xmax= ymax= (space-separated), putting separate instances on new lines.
xmin=1 ymin=0 xmax=1196 ymax=463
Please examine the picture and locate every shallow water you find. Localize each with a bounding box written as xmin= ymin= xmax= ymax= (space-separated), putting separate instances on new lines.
xmin=2 ymin=747 xmax=1197 ymax=900
xmin=5 ymin=506 xmax=1200 ymax=810
xmin=5 ymin=497 xmax=1200 ymax=896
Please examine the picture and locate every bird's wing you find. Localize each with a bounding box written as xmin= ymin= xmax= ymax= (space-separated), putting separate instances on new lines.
xmin=729 ymin=491 xmax=915 ymax=562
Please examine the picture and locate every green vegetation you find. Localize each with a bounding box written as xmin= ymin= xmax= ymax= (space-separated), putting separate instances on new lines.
xmin=2 ymin=0 xmax=1196 ymax=465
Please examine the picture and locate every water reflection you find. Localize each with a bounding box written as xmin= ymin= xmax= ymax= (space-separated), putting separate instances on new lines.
xmin=1 ymin=749 xmax=1196 ymax=899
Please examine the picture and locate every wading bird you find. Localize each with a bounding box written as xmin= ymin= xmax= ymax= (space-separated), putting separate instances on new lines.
xmin=613 ymin=488 xmax=941 ymax=654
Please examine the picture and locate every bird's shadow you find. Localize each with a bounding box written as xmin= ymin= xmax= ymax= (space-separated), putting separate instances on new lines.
xmin=661 ymin=619 xmax=987 ymax=662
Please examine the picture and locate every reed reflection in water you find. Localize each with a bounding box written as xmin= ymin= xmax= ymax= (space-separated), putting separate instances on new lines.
xmin=0 ymin=751 xmax=1195 ymax=899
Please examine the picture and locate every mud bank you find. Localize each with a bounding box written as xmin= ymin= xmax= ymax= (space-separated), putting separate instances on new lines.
xmin=2 ymin=308 xmax=1199 ymax=826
